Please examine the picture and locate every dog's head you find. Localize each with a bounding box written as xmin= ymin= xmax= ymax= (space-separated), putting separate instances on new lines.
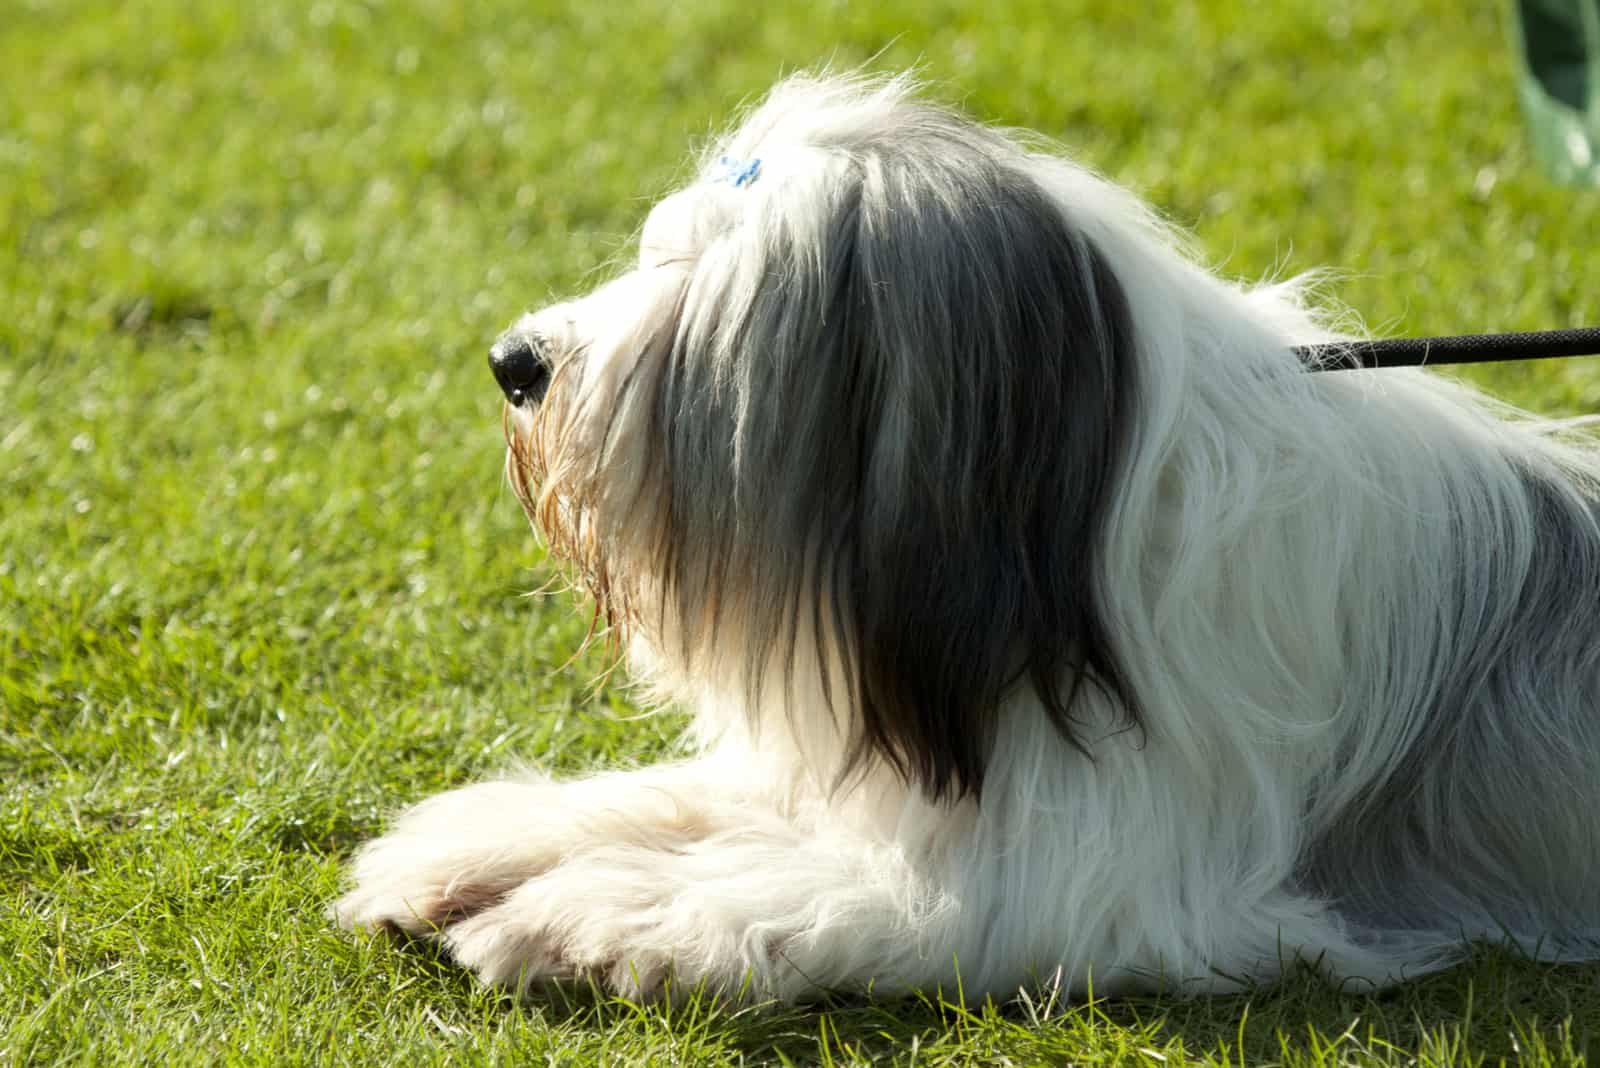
xmin=494 ymin=75 xmax=1142 ymax=800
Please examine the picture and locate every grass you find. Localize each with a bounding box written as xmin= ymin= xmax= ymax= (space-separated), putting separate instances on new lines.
xmin=3 ymin=0 xmax=1599 ymax=1063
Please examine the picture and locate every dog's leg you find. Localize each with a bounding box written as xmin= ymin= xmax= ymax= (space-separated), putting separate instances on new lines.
xmin=438 ymin=812 xmax=950 ymax=1001
xmin=332 ymin=761 xmax=950 ymax=1000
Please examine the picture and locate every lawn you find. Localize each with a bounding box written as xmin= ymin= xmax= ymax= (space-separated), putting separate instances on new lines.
xmin=4 ymin=1 xmax=1600 ymax=1064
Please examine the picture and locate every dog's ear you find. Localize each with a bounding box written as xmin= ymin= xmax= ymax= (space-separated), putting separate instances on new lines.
xmin=815 ymin=158 xmax=1143 ymax=800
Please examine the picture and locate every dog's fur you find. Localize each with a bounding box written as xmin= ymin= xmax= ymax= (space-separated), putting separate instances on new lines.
xmin=334 ymin=74 xmax=1600 ymax=1002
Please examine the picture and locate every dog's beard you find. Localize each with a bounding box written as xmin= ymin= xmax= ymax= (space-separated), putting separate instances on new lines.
xmin=502 ymin=273 xmax=689 ymax=649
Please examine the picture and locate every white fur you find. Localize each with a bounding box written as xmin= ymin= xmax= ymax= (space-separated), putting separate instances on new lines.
xmin=335 ymin=74 xmax=1600 ymax=1003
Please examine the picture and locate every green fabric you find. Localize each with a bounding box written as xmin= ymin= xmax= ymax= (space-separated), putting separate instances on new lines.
xmin=1511 ymin=0 xmax=1600 ymax=185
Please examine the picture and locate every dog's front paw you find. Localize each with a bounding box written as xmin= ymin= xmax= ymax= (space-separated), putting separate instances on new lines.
xmin=332 ymin=768 xmax=832 ymax=1000
xmin=331 ymin=780 xmax=566 ymax=936
xmin=437 ymin=863 xmax=776 ymax=1001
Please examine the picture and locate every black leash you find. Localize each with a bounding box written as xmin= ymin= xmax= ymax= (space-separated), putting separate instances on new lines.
xmin=1297 ymin=326 xmax=1600 ymax=371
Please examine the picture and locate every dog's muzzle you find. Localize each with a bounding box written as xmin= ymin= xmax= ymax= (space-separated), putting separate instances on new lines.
xmin=488 ymin=334 xmax=552 ymax=408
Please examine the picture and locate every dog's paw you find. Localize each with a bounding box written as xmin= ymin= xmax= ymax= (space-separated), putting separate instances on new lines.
xmin=330 ymin=779 xmax=567 ymax=936
xmin=437 ymin=864 xmax=780 ymax=1001
xmin=332 ymin=767 xmax=738 ymax=939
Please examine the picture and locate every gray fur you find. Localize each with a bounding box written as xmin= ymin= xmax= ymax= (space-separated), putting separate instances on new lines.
xmin=1299 ymin=463 xmax=1600 ymax=953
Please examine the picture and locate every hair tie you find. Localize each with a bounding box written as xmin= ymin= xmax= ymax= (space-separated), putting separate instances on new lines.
xmin=710 ymin=155 xmax=762 ymax=188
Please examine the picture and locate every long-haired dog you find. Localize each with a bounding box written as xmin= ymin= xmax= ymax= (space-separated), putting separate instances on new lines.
xmin=334 ymin=74 xmax=1600 ymax=1001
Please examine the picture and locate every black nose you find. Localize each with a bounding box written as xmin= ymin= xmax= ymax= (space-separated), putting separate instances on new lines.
xmin=488 ymin=334 xmax=551 ymax=407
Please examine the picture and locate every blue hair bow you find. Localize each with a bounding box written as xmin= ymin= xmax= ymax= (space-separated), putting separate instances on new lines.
xmin=709 ymin=155 xmax=762 ymax=188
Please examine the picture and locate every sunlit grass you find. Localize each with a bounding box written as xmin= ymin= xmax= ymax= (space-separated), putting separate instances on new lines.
xmin=3 ymin=0 xmax=1598 ymax=1063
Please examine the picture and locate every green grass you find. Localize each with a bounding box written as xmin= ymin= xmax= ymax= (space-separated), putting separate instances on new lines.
xmin=4 ymin=1 xmax=1599 ymax=1063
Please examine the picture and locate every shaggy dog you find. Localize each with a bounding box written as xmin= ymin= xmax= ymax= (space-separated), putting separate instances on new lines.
xmin=334 ymin=74 xmax=1600 ymax=1002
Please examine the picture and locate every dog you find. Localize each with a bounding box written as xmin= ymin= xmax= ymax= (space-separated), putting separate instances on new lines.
xmin=333 ymin=73 xmax=1600 ymax=1002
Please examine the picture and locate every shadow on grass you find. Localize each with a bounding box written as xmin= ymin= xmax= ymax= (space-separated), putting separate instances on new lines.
xmin=374 ymin=935 xmax=1600 ymax=1065
xmin=1116 ymin=952 xmax=1599 ymax=1067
